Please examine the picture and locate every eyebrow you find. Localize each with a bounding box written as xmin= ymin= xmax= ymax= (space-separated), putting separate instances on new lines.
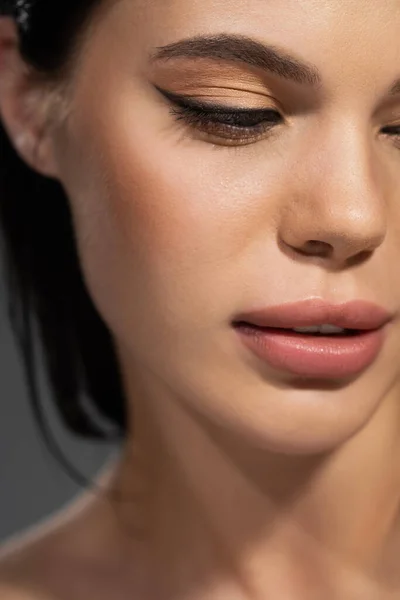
xmin=151 ymin=34 xmax=322 ymax=87
xmin=151 ymin=33 xmax=400 ymax=99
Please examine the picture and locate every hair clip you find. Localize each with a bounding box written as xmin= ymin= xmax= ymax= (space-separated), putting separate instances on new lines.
xmin=14 ymin=0 xmax=33 ymax=33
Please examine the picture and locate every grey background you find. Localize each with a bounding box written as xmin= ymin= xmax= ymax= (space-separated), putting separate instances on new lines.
xmin=0 ymin=255 xmax=117 ymax=544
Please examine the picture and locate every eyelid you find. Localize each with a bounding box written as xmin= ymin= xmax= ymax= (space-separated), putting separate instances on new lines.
xmin=382 ymin=123 xmax=400 ymax=132
xmin=154 ymin=84 xmax=279 ymax=113
xmin=155 ymin=84 xmax=284 ymax=147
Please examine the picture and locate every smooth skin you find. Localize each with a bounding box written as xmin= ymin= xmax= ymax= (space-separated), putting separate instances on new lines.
xmin=1 ymin=0 xmax=400 ymax=597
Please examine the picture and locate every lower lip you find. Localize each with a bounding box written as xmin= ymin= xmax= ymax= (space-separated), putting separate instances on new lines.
xmin=234 ymin=324 xmax=386 ymax=379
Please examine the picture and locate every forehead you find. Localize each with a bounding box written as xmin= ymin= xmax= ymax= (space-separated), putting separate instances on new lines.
xmin=111 ymin=0 xmax=400 ymax=44
xmin=90 ymin=0 xmax=400 ymax=95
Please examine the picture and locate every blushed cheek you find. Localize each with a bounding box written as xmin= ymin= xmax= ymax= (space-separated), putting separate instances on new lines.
xmin=59 ymin=81 xmax=283 ymax=349
xmin=88 ymin=120 xmax=231 ymax=274
xmin=57 ymin=113 xmax=232 ymax=350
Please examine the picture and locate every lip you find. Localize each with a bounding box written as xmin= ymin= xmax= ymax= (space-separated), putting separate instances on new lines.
xmin=234 ymin=325 xmax=387 ymax=379
xmin=233 ymin=298 xmax=393 ymax=331
xmin=232 ymin=298 xmax=393 ymax=379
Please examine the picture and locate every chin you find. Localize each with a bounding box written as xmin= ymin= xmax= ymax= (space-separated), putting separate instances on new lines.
xmin=183 ymin=374 xmax=385 ymax=457
xmin=219 ymin=417 xmax=366 ymax=456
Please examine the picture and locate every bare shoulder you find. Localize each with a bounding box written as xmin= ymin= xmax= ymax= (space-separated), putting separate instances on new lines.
xmin=0 ymin=528 xmax=59 ymax=600
xmin=0 ymin=534 xmax=55 ymax=598
xmin=0 ymin=494 xmax=119 ymax=600
xmin=0 ymin=582 xmax=53 ymax=600
xmin=0 ymin=502 xmax=93 ymax=600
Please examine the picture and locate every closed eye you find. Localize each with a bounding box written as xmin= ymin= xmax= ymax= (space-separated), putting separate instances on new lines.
xmin=382 ymin=124 xmax=400 ymax=148
xmin=155 ymin=86 xmax=284 ymax=145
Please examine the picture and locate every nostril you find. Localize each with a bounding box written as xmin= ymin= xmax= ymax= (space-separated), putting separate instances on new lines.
xmin=304 ymin=240 xmax=331 ymax=254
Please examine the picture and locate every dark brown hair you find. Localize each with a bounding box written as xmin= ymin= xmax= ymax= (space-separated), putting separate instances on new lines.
xmin=0 ymin=0 xmax=127 ymax=483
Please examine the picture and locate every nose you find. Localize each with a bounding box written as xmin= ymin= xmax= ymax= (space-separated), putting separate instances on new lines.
xmin=278 ymin=123 xmax=388 ymax=268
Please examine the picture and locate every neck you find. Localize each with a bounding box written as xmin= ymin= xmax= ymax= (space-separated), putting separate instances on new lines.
xmin=98 ymin=372 xmax=400 ymax=599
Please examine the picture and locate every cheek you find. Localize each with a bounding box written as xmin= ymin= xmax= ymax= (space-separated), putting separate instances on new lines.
xmin=59 ymin=85 xmax=291 ymax=363
xmin=60 ymin=105 xmax=258 ymax=345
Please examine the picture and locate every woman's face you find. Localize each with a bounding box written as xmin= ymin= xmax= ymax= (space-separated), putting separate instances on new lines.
xmin=51 ymin=0 xmax=400 ymax=453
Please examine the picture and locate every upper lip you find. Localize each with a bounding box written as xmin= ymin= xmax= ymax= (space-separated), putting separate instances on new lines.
xmin=233 ymin=298 xmax=393 ymax=331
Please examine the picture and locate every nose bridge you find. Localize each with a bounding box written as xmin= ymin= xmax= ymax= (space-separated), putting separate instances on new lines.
xmin=279 ymin=116 xmax=388 ymax=264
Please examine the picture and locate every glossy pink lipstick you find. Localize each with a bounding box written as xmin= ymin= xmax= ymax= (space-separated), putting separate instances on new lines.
xmin=233 ymin=298 xmax=392 ymax=379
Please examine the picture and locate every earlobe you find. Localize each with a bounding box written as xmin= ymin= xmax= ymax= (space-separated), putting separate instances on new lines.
xmin=0 ymin=16 xmax=61 ymax=180
xmin=12 ymin=126 xmax=60 ymax=179
xmin=29 ymin=131 xmax=61 ymax=180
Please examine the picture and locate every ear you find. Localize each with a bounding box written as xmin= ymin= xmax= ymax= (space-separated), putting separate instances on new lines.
xmin=0 ymin=17 xmax=61 ymax=179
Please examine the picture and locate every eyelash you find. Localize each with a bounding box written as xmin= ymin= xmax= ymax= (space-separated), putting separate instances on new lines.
xmin=382 ymin=125 xmax=400 ymax=149
xmin=158 ymin=88 xmax=283 ymax=145
xmin=157 ymin=87 xmax=400 ymax=148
